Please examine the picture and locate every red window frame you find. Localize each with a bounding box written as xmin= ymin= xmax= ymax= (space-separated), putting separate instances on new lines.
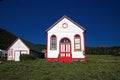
xmin=50 ymin=35 xmax=57 ymax=50
xmin=74 ymin=34 xmax=81 ymax=51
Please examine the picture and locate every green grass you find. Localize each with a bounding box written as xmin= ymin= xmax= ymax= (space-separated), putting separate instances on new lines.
xmin=0 ymin=55 xmax=120 ymax=80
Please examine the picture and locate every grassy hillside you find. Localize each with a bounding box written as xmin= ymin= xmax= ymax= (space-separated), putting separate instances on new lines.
xmin=0 ymin=55 xmax=120 ymax=80
xmin=0 ymin=28 xmax=42 ymax=51
xmin=36 ymin=44 xmax=46 ymax=51
xmin=86 ymin=46 xmax=120 ymax=55
xmin=0 ymin=28 xmax=120 ymax=55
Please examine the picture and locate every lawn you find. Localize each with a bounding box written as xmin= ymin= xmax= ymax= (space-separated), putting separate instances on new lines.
xmin=0 ymin=55 xmax=120 ymax=80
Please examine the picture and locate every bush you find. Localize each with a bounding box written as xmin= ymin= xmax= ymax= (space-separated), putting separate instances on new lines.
xmin=113 ymin=52 xmax=120 ymax=56
xmin=20 ymin=54 xmax=37 ymax=61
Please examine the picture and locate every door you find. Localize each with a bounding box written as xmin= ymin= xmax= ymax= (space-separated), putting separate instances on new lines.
xmin=14 ymin=51 xmax=20 ymax=61
xmin=59 ymin=38 xmax=72 ymax=62
xmin=7 ymin=49 xmax=13 ymax=60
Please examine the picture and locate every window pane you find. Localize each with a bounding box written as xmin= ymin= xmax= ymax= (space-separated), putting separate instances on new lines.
xmin=52 ymin=43 xmax=56 ymax=49
xmin=74 ymin=35 xmax=80 ymax=50
xmin=51 ymin=36 xmax=56 ymax=50
xmin=75 ymin=43 xmax=80 ymax=49
xmin=75 ymin=38 xmax=80 ymax=43
xmin=60 ymin=38 xmax=70 ymax=43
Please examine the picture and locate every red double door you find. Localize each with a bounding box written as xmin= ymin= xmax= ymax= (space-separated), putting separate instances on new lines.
xmin=58 ymin=38 xmax=72 ymax=62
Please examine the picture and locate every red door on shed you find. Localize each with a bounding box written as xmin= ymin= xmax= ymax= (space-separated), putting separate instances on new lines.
xmin=58 ymin=38 xmax=72 ymax=62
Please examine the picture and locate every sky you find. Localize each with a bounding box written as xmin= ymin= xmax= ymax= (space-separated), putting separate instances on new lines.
xmin=0 ymin=0 xmax=120 ymax=47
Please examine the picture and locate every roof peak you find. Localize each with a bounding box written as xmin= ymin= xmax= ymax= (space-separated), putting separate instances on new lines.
xmin=46 ymin=15 xmax=86 ymax=31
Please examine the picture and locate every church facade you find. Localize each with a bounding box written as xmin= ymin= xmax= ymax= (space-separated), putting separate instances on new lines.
xmin=46 ymin=15 xmax=86 ymax=62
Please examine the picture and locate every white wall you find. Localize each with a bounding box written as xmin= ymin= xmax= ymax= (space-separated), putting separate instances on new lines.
xmin=7 ymin=39 xmax=29 ymax=61
xmin=47 ymin=18 xmax=85 ymax=59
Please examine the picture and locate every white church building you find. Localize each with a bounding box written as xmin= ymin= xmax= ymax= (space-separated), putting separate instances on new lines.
xmin=46 ymin=15 xmax=86 ymax=62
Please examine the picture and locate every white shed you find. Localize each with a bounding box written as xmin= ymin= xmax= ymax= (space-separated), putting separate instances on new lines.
xmin=46 ymin=15 xmax=86 ymax=62
xmin=7 ymin=38 xmax=41 ymax=61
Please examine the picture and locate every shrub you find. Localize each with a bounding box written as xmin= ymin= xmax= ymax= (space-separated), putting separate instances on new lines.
xmin=113 ymin=53 xmax=120 ymax=56
xmin=20 ymin=54 xmax=37 ymax=61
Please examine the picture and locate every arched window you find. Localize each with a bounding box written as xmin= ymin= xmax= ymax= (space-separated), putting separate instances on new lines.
xmin=74 ymin=34 xmax=81 ymax=51
xmin=50 ymin=35 xmax=57 ymax=50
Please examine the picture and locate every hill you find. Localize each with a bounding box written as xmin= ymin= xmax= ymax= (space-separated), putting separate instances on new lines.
xmin=0 ymin=28 xmax=46 ymax=51
xmin=36 ymin=44 xmax=46 ymax=51
xmin=0 ymin=28 xmax=17 ymax=50
xmin=0 ymin=28 xmax=119 ymax=55
xmin=86 ymin=46 xmax=120 ymax=55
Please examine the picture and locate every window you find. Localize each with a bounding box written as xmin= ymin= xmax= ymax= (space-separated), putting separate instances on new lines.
xmin=50 ymin=35 xmax=57 ymax=50
xmin=74 ymin=34 xmax=81 ymax=51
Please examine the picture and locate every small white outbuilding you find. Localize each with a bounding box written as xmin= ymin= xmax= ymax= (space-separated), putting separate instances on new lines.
xmin=7 ymin=38 xmax=41 ymax=61
xmin=46 ymin=15 xmax=86 ymax=62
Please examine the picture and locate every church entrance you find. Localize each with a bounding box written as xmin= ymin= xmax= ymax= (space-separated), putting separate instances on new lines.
xmin=59 ymin=38 xmax=72 ymax=62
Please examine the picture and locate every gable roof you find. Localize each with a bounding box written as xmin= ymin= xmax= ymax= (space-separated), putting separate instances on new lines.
xmin=46 ymin=15 xmax=86 ymax=32
xmin=8 ymin=38 xmax=40 ymax=52
xmin=0 ymin=28 xmax=40 ymax=52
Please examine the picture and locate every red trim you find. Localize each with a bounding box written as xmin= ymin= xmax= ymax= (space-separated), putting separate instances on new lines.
xmin=74 ymin=34 xmax=81 ymax=51
xmin=46 ymin=32 xmax=48 ymax=61
xmin=7 ymin=49 xmax=13 ymax=60
xmin=47 ymin=58 xmax=86 ymax=62
xmin=62 ymin=23 xmax=68 ymax=28
xmin=50 ymin=35 xmax=57 ymax=50
xmin=58 ymin=37 xmax=72 ymax=62
xmin=83 ymin=32 xmax=86 ymax=60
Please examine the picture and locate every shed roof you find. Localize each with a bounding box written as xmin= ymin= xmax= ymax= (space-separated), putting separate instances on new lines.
xmin=46 ymin=15 xmax=86 ymax=32
xmin=8 ymin=38 xmax=40 ymax=52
